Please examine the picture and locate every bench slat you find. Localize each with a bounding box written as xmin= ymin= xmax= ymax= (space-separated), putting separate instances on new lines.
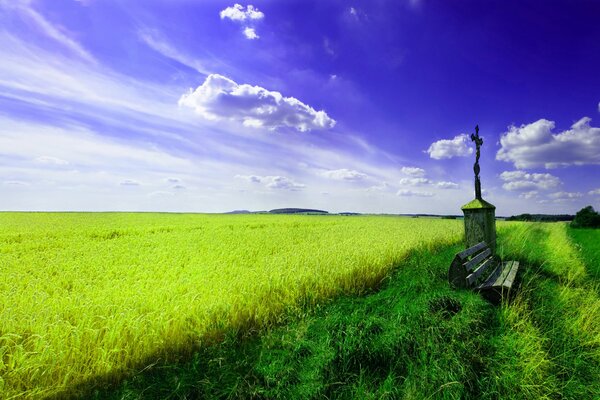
xmin=463 ymin=248 xmax=492 ymax=272
xmin=476 ymin=262 xmax=503 ymax=289
xmin=466 ymin=256 xmax=496 ymax=286
xmin=456 ymin=242 xmax=487 ymax=260
xmin=501 ymin=261 xmax=519 ymax=288
xmin=477 ymin=261 xmax=519 ymax=290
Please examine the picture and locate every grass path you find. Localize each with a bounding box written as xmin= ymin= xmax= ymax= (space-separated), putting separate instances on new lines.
xmin=89 ymin=222 xmax=599 ymax=399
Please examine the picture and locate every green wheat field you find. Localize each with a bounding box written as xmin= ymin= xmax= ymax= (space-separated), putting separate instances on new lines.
xmin=1 ymin=213 xmax=598 ymax=399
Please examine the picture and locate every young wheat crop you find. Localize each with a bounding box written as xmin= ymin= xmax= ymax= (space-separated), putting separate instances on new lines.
xmin=0 ymin=213 xmax=463 ymax=398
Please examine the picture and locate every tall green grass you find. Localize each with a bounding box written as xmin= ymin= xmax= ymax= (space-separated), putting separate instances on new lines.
xmin=0 ymin=213 xmax=463 ymax=399
xmin=2 ymin=215 xmax=598 ymax=399
xmin=94 ymin=222 xmax=599 ymax=399
xmin=486 ymin=222 xmax=600 ymax=399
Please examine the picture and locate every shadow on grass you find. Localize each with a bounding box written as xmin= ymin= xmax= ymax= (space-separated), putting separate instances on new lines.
xmin=54 ymin=223 xmax=600 ymax=400
xmin=48 ymin=242 xmax=508 ymax=400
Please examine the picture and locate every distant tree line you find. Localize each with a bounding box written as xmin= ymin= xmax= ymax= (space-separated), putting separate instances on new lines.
xmin=505 ymin=213 xmax=574 ymax=222
xmin=269 ymin=208 xmax=329 ymax=214
xmin=571 ymin=206 xmax=600 ymax=228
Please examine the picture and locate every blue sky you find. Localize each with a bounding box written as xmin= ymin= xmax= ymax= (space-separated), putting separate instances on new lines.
xmin=1 ymin=0 xmax=599 ymax=214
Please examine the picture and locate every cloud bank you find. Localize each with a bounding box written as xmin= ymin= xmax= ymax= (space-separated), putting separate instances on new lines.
xmin=497 ymin=117 xmax=600 ymax=169
xmin=500 ymin=170 xmax=561 ymax=191
xmin=179 ymin=74 xmax=336 ymax=132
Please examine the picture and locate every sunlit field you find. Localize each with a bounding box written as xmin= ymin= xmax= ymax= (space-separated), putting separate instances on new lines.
xmin=0 ymin=213 xmax=464 ymax=399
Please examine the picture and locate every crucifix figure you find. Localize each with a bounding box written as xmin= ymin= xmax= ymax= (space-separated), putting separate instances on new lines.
xmin=470 ymin=125 xmax=483 ymax=199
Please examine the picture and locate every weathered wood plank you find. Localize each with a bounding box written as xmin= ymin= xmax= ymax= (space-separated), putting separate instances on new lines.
xmin=477 ymin=261 xmax=519 ymax=290
xmin=466 ymin=256 xmax=496 ymax=286
xmin=478 ymin=260 xmax=511 ymax=289
xmin=501 ymin=261 xmax=519 ymax=289
xmin=456 ymin=242 xmax=487 ymax=260
xmin=476 ymin=263 xmax=504 ymax=290
xmin=448 ymin=254 xmax=469 ymax=289
xmin=463 ymin=248 xmax=492 ymax=272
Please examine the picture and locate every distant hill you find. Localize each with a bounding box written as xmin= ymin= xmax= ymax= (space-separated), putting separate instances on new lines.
xmin=224 ymin=210 xmax=253 ymax=214
xmin=269 ymin=208 xmax=329 ymax=214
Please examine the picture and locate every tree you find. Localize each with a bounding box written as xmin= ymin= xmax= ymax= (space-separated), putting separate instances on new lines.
xmin=571 ymin=206 xmax=600 ymax=228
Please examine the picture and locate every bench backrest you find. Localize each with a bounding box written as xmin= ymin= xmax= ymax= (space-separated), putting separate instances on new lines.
xmin=448 ymin=241 xmax=498 ymax=289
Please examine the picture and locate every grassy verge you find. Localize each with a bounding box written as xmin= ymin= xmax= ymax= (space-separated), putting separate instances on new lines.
xmin=486 ymin=222 xmax=600 ymax=399
xmin=89 ymin=222 xmax=600 ymax=399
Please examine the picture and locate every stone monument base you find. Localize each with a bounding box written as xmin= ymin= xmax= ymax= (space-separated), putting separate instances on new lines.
xmin=461 ymin=198 xmax=496 ymax=254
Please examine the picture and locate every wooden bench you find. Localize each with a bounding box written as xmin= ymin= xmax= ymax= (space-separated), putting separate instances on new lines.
xmin=448 ymin=241 xmax=519 ymax=304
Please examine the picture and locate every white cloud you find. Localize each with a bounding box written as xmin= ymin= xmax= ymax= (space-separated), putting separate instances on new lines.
xmin=173 ymin=184 xmax=186 ymax=190
xmin=366 ymin=182 xmax=391 ymax=192
xmin=243 ymin=27 xmax=259 ymax=40
xmin=167 ymin=178 xmax=180 ymax=183
xmin=549 ymin=191 xmax=583 ymax=200
xmin=220 ymin=4 xmax=264 ymax=21
xmin=34 ymin=156 xmax=69 ymax=165
xmin=120 ymin=179 xmax=141 ymax=186
xmin=399 ymin=177 xmax=431 ymax=186
xmin=320 ymin=169 xmax=368 ymax=181
xmin=500 ymin=170 xmax=561 ymax=191
xmin=235 ymin=175 xmax=305 ymax=191
xmin=496 ymin=117 xmax=600 ymax=169
xmin=589 ymin=188 xmax=600 ymax=195
xmin=396 ymin=189 xmax=434 ymax=197
xmin=436 ymin=181 xmax=459 ymax=189
xmin=179 ymin=74 xmax=336 ymax=132
xmin=427 ymin=134 xmax=473 ymax=160
xmin=400 ymin=166 xmax=425 ymax=177
xmin=519 ymin=191 xmax=538 ymax=199
xmin=220 ymin=4 xmax=264 ymax=39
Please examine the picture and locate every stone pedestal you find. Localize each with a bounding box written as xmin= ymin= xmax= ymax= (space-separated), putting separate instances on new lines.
xmin=461 ymin=198 xmax=496 ymax=254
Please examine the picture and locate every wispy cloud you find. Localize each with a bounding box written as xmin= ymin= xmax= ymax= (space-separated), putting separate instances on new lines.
xmin=6 ymin=1 xmax=96 ymax=63
xmin=34 ymin=156 xmax=69 ymax=165
xmin=396 ymin=189 xmax=434 ymax=197
xmin=138 ymin=29 xmax=211 ymax=75
xmin=120 ymin=179 xmax=141 ymax=186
